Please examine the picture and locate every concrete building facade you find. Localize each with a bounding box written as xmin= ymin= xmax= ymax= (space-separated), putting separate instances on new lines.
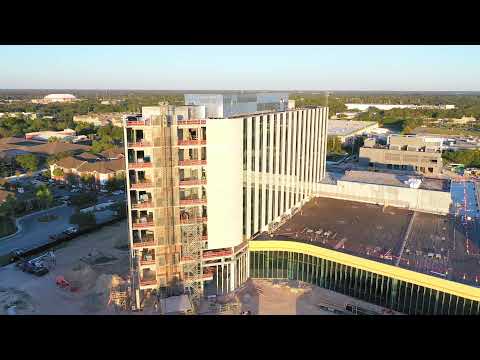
xmin=359 ymin=135 xmax=443 ymax=175
xmin=123 ymin=101 xmax=328 ymax=308
xmin=184 ymin=92 xmax=289 ymax=118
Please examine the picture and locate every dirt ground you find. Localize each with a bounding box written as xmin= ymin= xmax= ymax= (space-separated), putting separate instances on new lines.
xmin=234 ymin=279 xmax=400 ymax=315
xmin=0 ymin=220 xmax=134 ymax=315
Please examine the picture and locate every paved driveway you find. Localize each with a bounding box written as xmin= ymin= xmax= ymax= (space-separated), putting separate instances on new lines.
xmin=0 ymin=205 xmax=76 ymax=256
xmin=0 ymin=192 xmax=126 ymax=257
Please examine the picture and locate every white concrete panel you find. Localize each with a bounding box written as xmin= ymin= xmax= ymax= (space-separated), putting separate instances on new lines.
xmin=206 ymin=119 xmax=244 ymax=249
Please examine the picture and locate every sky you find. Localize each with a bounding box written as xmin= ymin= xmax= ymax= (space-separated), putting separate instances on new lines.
xmin=0 ymin=45 xmax=479 ymax=91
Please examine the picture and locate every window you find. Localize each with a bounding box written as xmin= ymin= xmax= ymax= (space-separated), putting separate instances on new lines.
xmin=285 ymin=115 xmax=289 ymax=174
xmin=251 ymin=185 xmax=255 ymax=234
xmin=251 ymin=117 xmax=255 ymax=171
xmin=243 ymin=118 xmax=247 ymax=171
xmin=266 ymin=116 xmax=270 ymax=172
xmin=177 ymin=114 xmax=184 ymax=121
xmin=242 ymin=186 xmax=246 ymax=235
xmin=273 ymin=115 xmax=277 ymax=174
xmin=258 ymin=184 xmax=263 ymax=230
xmin=279 ymin=113 xmax=283 ymax=175
xmin=259 ymin=116 xmax=263 ymax=172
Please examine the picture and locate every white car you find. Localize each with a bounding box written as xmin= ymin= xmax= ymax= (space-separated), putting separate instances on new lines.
xmin=112 ymin=190 xmax=124 ymax=195
xmin=100 ymin=189 xmax=108 ymax=193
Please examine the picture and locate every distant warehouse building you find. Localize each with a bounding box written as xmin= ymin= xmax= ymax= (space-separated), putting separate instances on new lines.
xmin=359 ymin=135 xmax=443 ymax=175
xmin=25 ymin=128 xmax=76 ymax=142
xmin=345 ymin=104 xmax=456 ymax=111
xmin=328 ymin=120 xmax=378 ymax=144
xmin=32 ymin=94 xmax=77 ymax=104
xmin=73 ymin=113 xmax=126 ymax=127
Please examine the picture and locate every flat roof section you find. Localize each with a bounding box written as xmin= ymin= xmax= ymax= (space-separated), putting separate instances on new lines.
xmin=341 ymin=170 xmax=450 ymax=192
xmin=254 ymin=197 xmax=480 ymax=288
xmin=328 ymin=120 xmax=377 ymax=137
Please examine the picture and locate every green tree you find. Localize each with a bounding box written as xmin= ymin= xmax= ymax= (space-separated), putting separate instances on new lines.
xmin=0 ymin=195 xmax=17 ymax=218
xmin=16 ymin=154 xmax=39 ymax=172
xmin=48 ymin=136 xmax=60 ymax=143
xmin=327 ymin=136 xmax=344 ymax=154
xmin=80 ymin=174 xmax=96 ymax=189
xmin=69 ymin=211 xmax=96 ymax=230
xmin=35 ymin=185 xmax=53 ymax=209
xmin=52 ymin=167 xmax=64 ymax=177
xmin=69 ymin=192 xmax=97 ymax=208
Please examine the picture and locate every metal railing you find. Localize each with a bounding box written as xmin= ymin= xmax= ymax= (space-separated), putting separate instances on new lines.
xmin=178 ymin=179 xmax=207 ymax=186
xmin=128 ymin=161 xmax=153 ymax=169
xmin=132 ymin=221 xmax=154 ymax=229
xmin=131 ymin=201 xmax=153 ymax=209
xmin=130 ymin=181 xmax=154 ymax=189
xmin=132 ymin=240 xmax=155 ymax=248
xmin=127 ymin=141 xmax=152 ymax=147
xmin=178 ymin=139 xmax=207 ymax=146
xmin=177 ymin=119 xmax=206 ymax=125
xmin=178 ymin=159 xmax=207 ymax=166
xmin=179 ymin=198 xmax=207 ymax=205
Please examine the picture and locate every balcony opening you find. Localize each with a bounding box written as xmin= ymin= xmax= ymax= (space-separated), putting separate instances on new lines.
xmin=132 ymin=210 xmax=153 ymax=224
xmin=140 ymin=249 xmax=155 ymax=263
xmin=201 ymin=147 xmax=206 ymax=161
xmin=201 ymin=127 xmax=206 ymax=141
xmin=128 ymin=149 xmax=135 ymax=163
xmin=177 ymin=129 xmax=184 ymax=141
xmin=141 ymin=268 xmax=156 ymax=282
xmin=133 ymin=229 xmax=154 ymax=243
xmin=180 ymin=188 xmax=199 ymax=201
xmin=188 ymin=129 xmax=198 ymax=141
xmin=129 ymin=170 xmax=136 ymax=184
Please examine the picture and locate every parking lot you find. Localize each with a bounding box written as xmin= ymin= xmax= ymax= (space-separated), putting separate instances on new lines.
xmin=0 ymin=173 xmax=127 ymax=257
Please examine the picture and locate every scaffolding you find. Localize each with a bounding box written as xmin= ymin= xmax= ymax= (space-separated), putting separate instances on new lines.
xmin=182 ymin=223 xmax=203 ymax=309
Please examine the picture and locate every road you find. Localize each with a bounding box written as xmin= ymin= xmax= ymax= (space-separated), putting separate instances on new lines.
xmin=0 ymin=192 xmax=127 ymax=257
xmin=451 ymin=180 xmax=480 ymax=255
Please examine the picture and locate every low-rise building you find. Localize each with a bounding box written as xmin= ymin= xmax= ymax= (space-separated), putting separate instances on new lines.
xmin=36 ymin=94 xmax=77 ymax=104
xmin=345 ymin=103 xmax=456 ymax=111
xmin=50 ymin=148 xmax=125 ymax=187
xmin=359 ymin=135 xmax=443 ymax=175
xmin=0 ymin=137 xmax=91 ymax=159
xmin=0 ymin=112 xmax=37 ymax=119
xmin=73 ymin=113 xmax=125 ymax=127
xmin=25 ymin=128 xmax=76 ymax=142
xmin=328 ymin=120 xmax=379 ymax=144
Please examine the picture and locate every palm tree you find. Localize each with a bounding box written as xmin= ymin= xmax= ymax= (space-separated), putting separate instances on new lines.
xmin=36 ymin=185 xmax=53 ymax=209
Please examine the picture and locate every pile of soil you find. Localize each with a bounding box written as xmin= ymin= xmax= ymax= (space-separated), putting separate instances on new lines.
xmin=81 ymin=274 xmax=126 ymax=313
xmin=64 ymin=262 xmax=99 ymax=291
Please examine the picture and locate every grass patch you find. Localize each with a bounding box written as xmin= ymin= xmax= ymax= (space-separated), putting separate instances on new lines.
xmin=413 ymin=127 xmax=480 ymax=136
xmin=0 ymin=253 xmax=11 ymax=267
xmin=37 ymin=214 xmax=59 ymax=223
xmin=0 ymin=217 xmax=16 ymax=238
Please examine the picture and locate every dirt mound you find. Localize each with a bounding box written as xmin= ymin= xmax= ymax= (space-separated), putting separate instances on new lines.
xmin=64 ymin=262 xmax=98 ymax=291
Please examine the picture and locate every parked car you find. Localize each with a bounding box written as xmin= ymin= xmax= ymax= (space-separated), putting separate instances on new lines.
xmin=17 ymin=260 xmax=49 ymax=276
xmin=63 ymin=226 xmax=78 ymax=235
xmin=9 ymin=248 xmax=28 ymax=262
xmin=100 ymin=189 xmax=108 ymax=193
xmin=112 ymin=190 xmax=124 ymax=196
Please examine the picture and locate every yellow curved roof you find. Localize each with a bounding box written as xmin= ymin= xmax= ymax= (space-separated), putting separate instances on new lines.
xmin=250 ymin=240 xmax=480 ymax=302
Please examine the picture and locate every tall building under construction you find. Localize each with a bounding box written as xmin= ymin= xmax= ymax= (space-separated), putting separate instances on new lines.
xmin=123 ymin=94 xmax=329 ymax=308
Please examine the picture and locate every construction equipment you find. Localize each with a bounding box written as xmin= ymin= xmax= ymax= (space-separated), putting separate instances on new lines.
xmin=109 ymin=287 xmax=129 ymax=311
xmin=182 ymin=223 xmax=203 ymax=310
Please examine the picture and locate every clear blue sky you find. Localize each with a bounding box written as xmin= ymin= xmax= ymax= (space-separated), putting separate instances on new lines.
xmin=1 ymin=45 xmax=479 ymax=91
